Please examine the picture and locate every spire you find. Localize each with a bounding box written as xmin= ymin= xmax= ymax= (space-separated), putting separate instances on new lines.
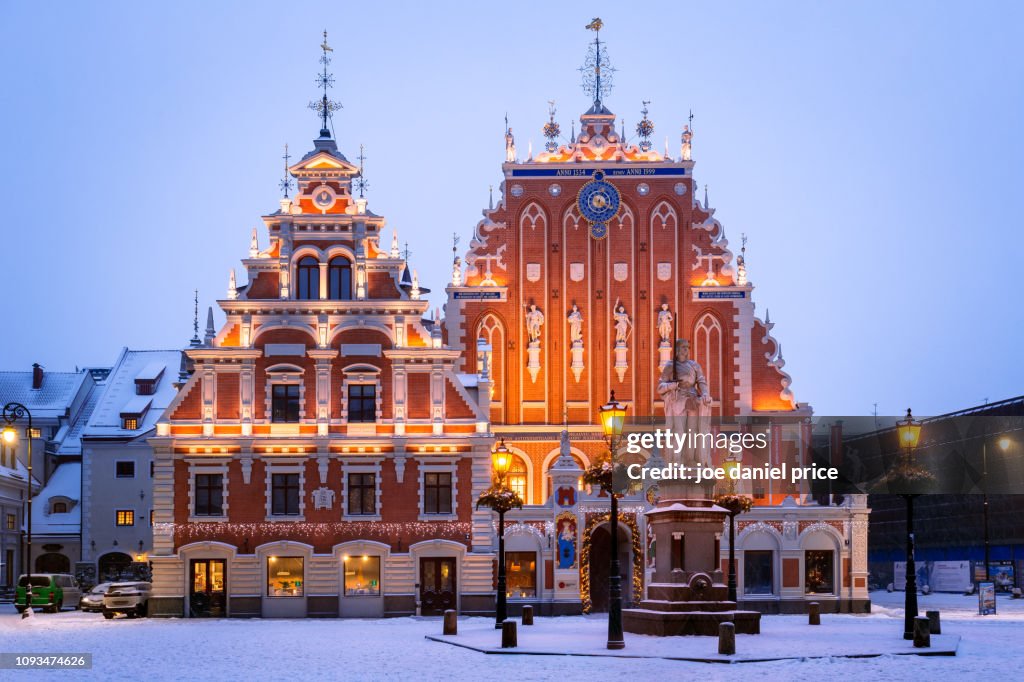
xmin=570 ymin=119 xmax=576 ymax=144
xmin=308 ymin=30 xmax=342 ymax=138
xmin=354 ymin=144 xmax=368 ymax=198
xmin=227 ymin=269 xmax=238 ymax=300
xmin=189 ymin=289 xmax=201 ymax=347
xmin=204 ymin=306 xmax=216 ymax=346
xmin=390 ymin=229 xmax=400 ymax=259
xmin=249 ymin=227 xmax=259 ymax=258
xmin=543 ymin=101 xmax=560 ymax=153
xmin=704 ymin=184 xmax=709 ymax=207
xmin=410 ymin=269 xmax=421 ymax=300
xmin=279 ymin=144 xmax=293 ymax=197
xmin=488 ymin=184 xmax=493 ymax=210
xmin=580 ymin=18 xmax=614 ymax=111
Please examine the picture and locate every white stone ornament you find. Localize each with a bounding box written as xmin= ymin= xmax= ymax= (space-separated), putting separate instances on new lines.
xmin=569 ymin=262 xmax=585 ymax=282
xmin=613 ymin=262 xmax=628 ymax=282
xmin=525 ymin=304 xmax=544 ymax=383
xmin=567 ymin=305 xmax=585 ymax=382
xmin=657 ymin=262 xmax=672 ymax=281
xmin=312 ymin=486 xmax=335 ymax=511
xmin=674 ymin=183 xmax=687 ymax=196
xmin=549 ymin=184 xmax=562 ymax=197
xmin=526 ymin=263 xmax=541 ymax=282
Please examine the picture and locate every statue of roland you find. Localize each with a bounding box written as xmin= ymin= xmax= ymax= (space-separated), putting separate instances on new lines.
xmin=657 ymin=339 xmax=713 ymax=471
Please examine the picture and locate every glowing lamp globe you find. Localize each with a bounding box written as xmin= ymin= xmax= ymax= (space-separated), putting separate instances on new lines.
xmin=492 ymin=439 xmax=512 ymax=478
xmin=896 ymin=408 xmax=921 ymax=450
xmin=998 ymin=437 xmax=1012 ymax=452
xmin=1 ymin=426 xmax=16 ymax=445
xmin=599 ymin=391 xmax=627 ymax=440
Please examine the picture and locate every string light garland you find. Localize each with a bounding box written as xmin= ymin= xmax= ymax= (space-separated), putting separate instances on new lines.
xmin=579 ymin=511 xmax=643 ymax=614
xmin=158 ymin=521 xmax=472 ymax=546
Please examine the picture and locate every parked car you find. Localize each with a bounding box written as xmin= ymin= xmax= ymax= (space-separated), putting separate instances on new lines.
xmin=15 ymin=574 xmax=82 ymax=613
xmin=102 ymin=581 xmax=152 ymax=619
xmin=79 ymin=582 xmax=113 ymax=613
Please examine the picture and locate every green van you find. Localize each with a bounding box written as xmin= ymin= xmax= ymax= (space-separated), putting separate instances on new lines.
xmin=15 ymin=574 xmax=82 ymax=613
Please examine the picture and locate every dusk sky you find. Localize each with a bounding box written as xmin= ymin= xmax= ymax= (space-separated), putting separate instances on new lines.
xmin=1 ymin=1 xmax=1021 ymax=416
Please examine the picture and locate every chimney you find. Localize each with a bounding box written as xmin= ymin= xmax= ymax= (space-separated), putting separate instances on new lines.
xmin=31 ymin=363 xmax=43 ymax=390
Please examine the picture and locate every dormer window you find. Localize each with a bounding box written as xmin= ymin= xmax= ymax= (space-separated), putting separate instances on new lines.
xmin=296 ymin=256 xmax=320 ymax=300
xmin=135 ymin=363 xmax=165 ymax=395
xmin=52 ymin=502 xmax=67 ymax=514
xmin=120 ymin=395 xmax=151 ymax=431
xmin=122 ymin=416 xmax=139 ymax=430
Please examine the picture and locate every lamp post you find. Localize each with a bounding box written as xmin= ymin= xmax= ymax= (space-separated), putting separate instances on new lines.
xmin=3 ymin=402 xmax=34 ymax=619
xmin=491 ymin=439 xmax=512 ymax=629
xmin=598 ymin=391 xmax=627 ymax=650
xmin=896 ymin=408 xmax=922 ymax=641
xmin=983 ymin=436 xmax=1013 ymax=583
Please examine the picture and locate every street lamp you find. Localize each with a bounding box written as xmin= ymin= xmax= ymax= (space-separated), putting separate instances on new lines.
xmin=491 ymin=438 xmax=512 ymax=629
xmin=598 ymin=391 xmax=627 ymax=651
xmin=3 ymin=402 xmax=34 ymax=619
xmin=896 ymin=408 xmax=922 ymax=641
xmin=982 ymin=436 xmax=1014 ymax=583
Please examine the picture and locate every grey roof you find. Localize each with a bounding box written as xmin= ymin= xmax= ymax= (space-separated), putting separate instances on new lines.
xmin=0 ymin=370 xmax=89 ymax=420
xmin=84 ymin=349 xmax=182 ymax=439
xmin=54 ymin=385 xmax=104 ymax=456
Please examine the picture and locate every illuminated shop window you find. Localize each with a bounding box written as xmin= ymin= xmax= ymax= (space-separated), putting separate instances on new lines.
xmin=344 ymin=556 xmax=381 ymax=596
xmin=267 ymin=556 xmax=304 ymax=597
xmin=506 ymin=551 xmax=537 ymax=598
xmin=805 ymin=550 xmax=834 ymax=594
xmin=744 ymin=550 xmax=773 ymax=595
xmin=507 ymin=457 xmax=527 ymax=502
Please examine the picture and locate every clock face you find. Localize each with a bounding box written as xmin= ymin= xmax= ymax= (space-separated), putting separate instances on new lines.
xmin=590 ymin=222 xmax=608 ymax=240
xmin=577 ymin=170 xmax=621 ymax=231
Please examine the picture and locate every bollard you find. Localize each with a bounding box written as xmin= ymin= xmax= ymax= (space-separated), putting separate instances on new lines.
xmin=501 ymin=619 xmax=518 ymax=648
xmin=926 ymin=610 xmax=941 ymax=635
xmin=522 ymin=605 xmax=534 ymax=626
xmin=443 ymin=609 xmax=457 ymax=636
xmin=913 ymin=616 xmax=931 ymax=648
xmin=718 ymin=621 xmax=736 ymax=655
xmin=808 ymin=601 xmax=820 ymax=625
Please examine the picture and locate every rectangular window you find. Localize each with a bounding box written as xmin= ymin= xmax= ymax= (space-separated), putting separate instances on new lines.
xmin=135 ymin=380 xmax=156 ymax=396
xmin=116 ymin=510 xmax=135 ymax=526
xmin=195 ymin=473 xmax=224 ymax=516
xmin=271 ymin=473 xmax=300 ymax=515
xmin=344 ymin=556 xmax=381 ymax=596
xmin=347 ymin=473 xmax=376 ymax=515
xmin=347 ymin=384 xmax=376 ymax=423
xmin=5 ymin=513 xmax=14 ymax=530
xmin=28 ymin=427 xmax=42 ymax=439
xmin=805 ymin=550 xmax=835 ymax=594
xmin=122 ymin=416 xmax=139 ymax=430
xmin=271 ymin=384 xmax=301 ymax=423
xmin=506 ymin=551 xmax=537 ymax=598
xmin=116 ymin=461 xmax=135 ymax=478
xmin=423 ymin=472 xmax=453 ymax=515
xmin=267 ymin=556 xmax=303 ymax=597
xmin=744 ymin=550 xmax=774 ymax=595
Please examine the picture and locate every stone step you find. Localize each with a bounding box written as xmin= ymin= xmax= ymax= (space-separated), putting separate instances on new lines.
xmin=647 ymin=584 xmax=729 ymax=602
xmin=636 ymin=599 xmax=739 ymax=613
xmin=623 ymin=607 xmax=762 ymax=636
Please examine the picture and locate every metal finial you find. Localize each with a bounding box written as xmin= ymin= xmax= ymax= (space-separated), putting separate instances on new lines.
xmin=689 ymin=109 xmax=694 ymax=129
xmin=308 ymin=30 xmax=342 ymax=137
xmin=580 ymin=18 xmax=615 ymax=107
xmin=403 ymin=241 xmax=413 ymax=262
xmin=704 ymin=183 xmax=709 ymax=207
xmin=354 ymin=144 xmax=369 ymax=198
xmin=488 ymin=184 xmax=493 ymax=210
xmin=191 ymin=289 xmax=200 ymax=343
xmin=279 ymin=143 xmax=293 ymax=197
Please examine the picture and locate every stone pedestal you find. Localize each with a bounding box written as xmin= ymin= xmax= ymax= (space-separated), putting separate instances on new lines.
xmin=623 ymin=498 xmax=761 ymax=637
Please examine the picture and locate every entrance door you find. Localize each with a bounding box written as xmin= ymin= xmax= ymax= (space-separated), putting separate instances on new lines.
xmin=190 ymin=559 xmax=227 ymax=617
xmin=588 ymin=525 xmax=631 ymax=612
xmin=420 ymin=558 xmax=456 ymax=615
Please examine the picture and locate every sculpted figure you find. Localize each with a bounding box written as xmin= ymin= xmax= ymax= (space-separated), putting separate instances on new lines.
xmin=657 ymin=304 xmax=673 ymax=343
xmin=657 ymin=339 xmax=713 ymax=468
xmin=613 ymin=304 xmax=632 ymax=344
xmin=525 ymin=304 xmax=544 ymax=343
xmin=567 ymin=304 xmax=584 ymax=344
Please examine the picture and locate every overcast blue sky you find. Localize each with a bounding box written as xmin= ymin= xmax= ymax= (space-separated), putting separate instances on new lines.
xmin=1 ymin=1 xmax=1021 ymax=416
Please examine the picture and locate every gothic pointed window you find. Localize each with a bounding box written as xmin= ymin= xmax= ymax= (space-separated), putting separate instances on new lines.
xmin=296 ymin=256 xmax=320 ymax=300
xmin=328 ymin=256 xmax=352 ymax=300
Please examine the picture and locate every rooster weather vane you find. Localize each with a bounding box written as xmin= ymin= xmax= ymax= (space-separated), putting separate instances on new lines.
xmin=309 ymin=30 xmax=342 ymax=137
xmin=579 ymin=18 xmax=615 ymax=108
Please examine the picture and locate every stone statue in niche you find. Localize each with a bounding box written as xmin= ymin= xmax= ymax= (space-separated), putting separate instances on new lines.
xmin=567 ymin=304 xmax=584 ymax=345
xmin=657 ymin=339 xmax=713 ymax=470
xmin=505 ymin=127 xmax=516 ymax=163
xmin=657 ymin=303 xmax=674 ymax=344
xmin=613 ymin=304 xmax=632 ymax=345
xmin=525 ymin=304 xmax=545 ymax=344
xmin=681 ymin=124 xmax=693 ymax=161
xmin=312 ymin=486 xmax=336 ymax=511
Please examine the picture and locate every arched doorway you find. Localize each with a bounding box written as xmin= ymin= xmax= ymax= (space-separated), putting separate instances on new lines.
xmin=98 ymin=552 xmax=134 ymax=582
xmin=35 ymin=552 xmax=70 ymax=574
xmin=587 ymin=524 xmax=632 ymax=612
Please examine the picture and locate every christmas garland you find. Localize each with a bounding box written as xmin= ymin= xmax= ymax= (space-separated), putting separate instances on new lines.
xmin=579 ymin=511 xmax=643 ymax=614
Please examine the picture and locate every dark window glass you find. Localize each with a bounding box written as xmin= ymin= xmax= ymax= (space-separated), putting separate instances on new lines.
xmin=195 ymin=474 xmax=224 ymax=516
xmin=347 ymin=473 xmax=376 ymax=515
xmin=272 ymin=473 xmax=300 ymax=515
xmin=296 ymin=256 xmax=320 ymax=300
xmin=347 ymin=384 xmax=376 ymax=423
xmin=52 ymin=502 xmax=68 ymax=514
xmin=805 ymin=550 xmax=835 ymax=594
xmin=271 ymin=384 xmax=301 ymax=423
xmin=328 ymin=257 xmax=352 ymax=300
xmin=744 ymin=550 xmax=773 ymax=594
xmin=135 ymin=380 xmax=156 ymax=396
xmin=424 ymin=472 xmax=452 ymax=515
xmin=116 ymin=461 xmax=135 ymax=478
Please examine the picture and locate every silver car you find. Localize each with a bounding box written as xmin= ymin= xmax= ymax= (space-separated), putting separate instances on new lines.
xmin=80 ymin=582 xmax=112 ymax=613
xmin=102 ymin=581 xmax=152 ymax=619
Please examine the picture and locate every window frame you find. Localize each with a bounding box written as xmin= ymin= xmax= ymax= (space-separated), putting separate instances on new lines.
xmin=743 ymin=549 xmax=774 ymax=596
xmin=327 ymin=256 xmax=353 ymax=300
xmin=115 ymin=509 xmax=135 ymax=527
xmin=346 ymin=383 xmax=377 ymax=424
xmin=347 ymin=472 xmax=376 ymax=516
xmin=115 ymin=461 xmax=136 ymax=478
xmin=271 ymin=383 xmax=301 ymax=424
xmin=295 ymin=255 xmax=320 ymax=300
xmin=264 ymin=463 xmax=305 ymax=521
xmin=194 ymin=472 xmax=225 ymax=517
xmin=343 ymin=556 xmax=381 ymax=596
xmin=266 ymin=556 xmax=305 ymax=598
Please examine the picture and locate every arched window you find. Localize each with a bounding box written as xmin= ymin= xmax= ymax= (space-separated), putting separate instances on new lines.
xmin=296 ymin=256 xmax=320 ymax=300
xmin=52 ymin=501 xmax=68 ymax=514
xmin=507 ymin=456 xmax=527 ymax=502
xmin=328 ymin=256 xmax=352 ymax=300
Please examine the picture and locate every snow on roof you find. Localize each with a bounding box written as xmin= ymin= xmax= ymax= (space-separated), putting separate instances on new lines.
xmin=85 ymin=349 xmax=182 ymax=439
xmin=54 ymin=385 xmax=104 ymax=456
xmin=135 ymin=362 xmax=166 ymax=383
xmin=0 ymin=370 xmax=89 ymax=420
xmin=32 ymin=461 xmax=81 ymax=535
xmin=120 ymin=395 xmax=153 ymax=416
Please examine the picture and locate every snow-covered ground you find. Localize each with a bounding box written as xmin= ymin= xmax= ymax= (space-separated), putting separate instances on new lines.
xmin=1 ymin=591 xmax=1021 ymax=680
